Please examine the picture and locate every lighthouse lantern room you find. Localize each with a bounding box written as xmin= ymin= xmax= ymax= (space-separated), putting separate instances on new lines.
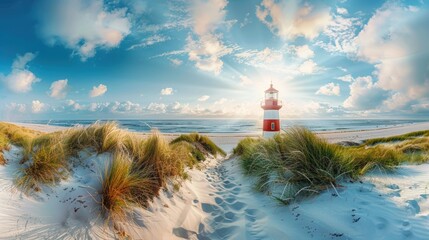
xmin=261 ymin=83 xmax=282 ymax=138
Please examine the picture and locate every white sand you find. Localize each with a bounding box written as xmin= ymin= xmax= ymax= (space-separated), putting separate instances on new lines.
xmin=0 ymin=121 xmax=429 ymax=239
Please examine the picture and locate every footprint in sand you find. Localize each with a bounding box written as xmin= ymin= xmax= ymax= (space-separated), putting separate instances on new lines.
xmin=401 ymin=220 xmax=412 ymax=237
xmin=201 ymin=203 xmax=219 ymax=213
xmin=230 ymin=201 xmax=246 ymax=211
xmin=245 ymin=208 xmax=267 ymax=222
xmin=406 ymin=200 xmax=420 ymax=215
xmin=375 ymin=217 xmax=388 ymax=230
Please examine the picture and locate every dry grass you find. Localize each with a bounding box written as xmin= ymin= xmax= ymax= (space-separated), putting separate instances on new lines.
xmin=101 ymin=152 xmax=156 ymax=222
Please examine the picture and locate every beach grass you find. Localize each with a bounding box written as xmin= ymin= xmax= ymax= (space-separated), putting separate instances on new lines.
xmin=234 ymin=126 xmax=429 ymax=203
xmin=101 ymin=151 xmax=156 ymax=222
xmin=171 ymin=133 xmax=226 ymax=159
xmin=364 ymin=130 xmax=429 ymax=145
xmin=0 ymin=122 xmax=224 ymax=229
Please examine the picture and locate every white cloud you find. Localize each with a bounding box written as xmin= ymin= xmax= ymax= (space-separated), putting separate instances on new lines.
xmin=337 ymin=74 xmax=354 ymax=82
xmin=214 ymin=98 xmax=227 ymax=105
xmin=7 ymin=103 xmax=27 ymax=113
xmin=316 ymin=82 xmax=340 ymax=96
xmin=89 ymin=84 xmax=107 ymax=98
xmin=160 ymin=87 xmax=174 ymax=95
xmin=315 ymin=12 xmax=361 ymax=54
xmin=336 ymin=7 xmax=348 ymax=15
xmin=198 ymin=95 xmax=210 ymax=101
xmin=49 ymin=79 xmax=68 ymax=99
xmin=256 ymin=0 xmax=332 ymax=40
xmin=147 ymin=102 xmax=167 ymax=113
xmin=294 ymin=45 xmax=314 ymax=59
xmin=37 ymin=0 xmax=131 ymax=61
xmin=343 ymin=76 xmax=387 ymax=110
xmin=1 ymin=52 xmax=40 ymax=93
xmin=32 ymin=100 xmax=46 ymax=113
xmin=169 ymin=58 xmax=183 ymax=66
xmin=127 ymin=34 xmax=170 ymax=50
xmin=186 ymin=0 xmax=232 ymax=75
xmin=355 ymin=2 xmax=429 ymax=100
xmin=298 ymin=59 xmax=319 ymax=74
xmin=186 ymin=34 xmax=233 ymax=75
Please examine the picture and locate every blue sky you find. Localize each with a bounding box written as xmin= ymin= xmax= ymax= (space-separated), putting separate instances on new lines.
xmin=0 ymin=0 xmax=428 ymax=120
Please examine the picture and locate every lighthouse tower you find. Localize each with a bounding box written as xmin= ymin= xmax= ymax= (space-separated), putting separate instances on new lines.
xmin=261 ymin=83 xmax=282 ymax=138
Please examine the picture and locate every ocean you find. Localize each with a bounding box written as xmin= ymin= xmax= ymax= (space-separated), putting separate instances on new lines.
xmin=21 ymin=119 xmax=427 ymax=134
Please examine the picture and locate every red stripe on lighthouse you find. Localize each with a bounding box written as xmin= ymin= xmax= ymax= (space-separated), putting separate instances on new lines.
xmin=263 ymin=119 xmax=280 ymax=131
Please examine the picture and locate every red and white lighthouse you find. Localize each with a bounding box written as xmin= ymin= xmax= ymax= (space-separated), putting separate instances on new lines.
xmin=261 ymin=83 xmax=282 ymax=138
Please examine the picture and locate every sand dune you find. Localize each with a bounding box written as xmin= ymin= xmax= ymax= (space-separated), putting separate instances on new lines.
xmin=0 ymin=122 xmax=429 ymax=239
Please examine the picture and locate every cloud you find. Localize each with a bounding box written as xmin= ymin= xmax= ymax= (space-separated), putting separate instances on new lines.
xmin=169 ymin=58 xmax=183 ymax=66
xmin=89 ymin=84 xmax=107 ymax=98
xmin=355 ymin=2 xmax=429 ymax=101
xmin=214 ymin=98 xmax=227 ymax=105
xmin=294 ymin=45 xmax=314 ymax=59
xmin=186 ymin=34 xmax=233 ymax=75
xmin=298 ymin=59 xmax=320 ymax=74
xmin=7 ymin=103 xmax=26 ymax=113
xmin=1 ymin=52 xmax=40 ymax=93
xmin=198 ymin=95 xmax=210 ymax=101
xmin=37 ymin=0 xmax=131 ymax=61
xmin=49 ymin=79 xmax=68 ymax=99
xmin=147 ymin=102 xmax=167 ymax=113
xmin=315 ymin=11 xmax=361 ymax=54
xmin=343 ymin=76 xmax=387 ymax=110
xmin=127 ymin=34 xmax=170 ymax=50
xmin=336 ymin=7 xmax=348 ymax=15
xmin=160 ymin=87 xmax=173 ymax=95
xmin=186 ymin=0 xmax=232 ymax=75
xmin=316 ymin=82 xmax=340 ymax=96
xmin=256 ymin=0 xmax=332 ymax=40
xmin=337 ymin=74 xmax=354 ymax=82
xmin=31 ymin=100 xmax=46 ymax=113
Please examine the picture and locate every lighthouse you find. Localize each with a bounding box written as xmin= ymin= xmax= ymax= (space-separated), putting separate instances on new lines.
xmin=261 ymin=83 xmax=282 ymax=138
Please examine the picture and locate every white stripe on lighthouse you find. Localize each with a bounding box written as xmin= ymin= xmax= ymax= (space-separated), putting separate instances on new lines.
xmin=263 ymin=110 xmax=279 ymax=119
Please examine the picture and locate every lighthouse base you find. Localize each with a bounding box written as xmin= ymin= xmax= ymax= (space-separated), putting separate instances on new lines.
xmin=263 ymin=131 xmax=279 ymax=138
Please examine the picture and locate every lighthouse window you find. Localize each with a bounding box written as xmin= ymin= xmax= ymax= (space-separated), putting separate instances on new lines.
xmin=271 ymin=122 xmax=275 ymax=130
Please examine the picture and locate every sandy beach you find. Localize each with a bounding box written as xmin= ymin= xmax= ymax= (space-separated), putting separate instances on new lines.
xmin=0 ymin=121 xmax=428 ymax=239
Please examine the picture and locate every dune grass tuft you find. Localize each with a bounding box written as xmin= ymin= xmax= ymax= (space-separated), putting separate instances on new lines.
xmin=235 ymin=126 xmax=429 ymax=203
xmin=101 ymin=152 xmax=156 ymax=222
xmin=16 ymin=133 xmax=69 ymax=192
xmin=0 ymin=132 xmax=10 ymax=165
xmin=171 ymin=133 xmax=226 ymax=159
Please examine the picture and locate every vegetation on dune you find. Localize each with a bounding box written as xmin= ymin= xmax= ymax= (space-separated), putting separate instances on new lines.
xmin=364 ymin=130 xmax=429 ymax=145
xmin=171 ymin=133 xmax=226 ymax=160
xmin=0 ymin=132 xmax=10 ymax=165
xmin=101 ymin=152 xmax=156 ymax=222
xmin=234 ymin=127 xmax=429 ymax=204
xmin=0 ymin=121 xmax=224 ymax=230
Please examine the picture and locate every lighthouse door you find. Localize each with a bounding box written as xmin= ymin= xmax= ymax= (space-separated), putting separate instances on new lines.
xmin=271 ymin=122 xmax=275 ymax=130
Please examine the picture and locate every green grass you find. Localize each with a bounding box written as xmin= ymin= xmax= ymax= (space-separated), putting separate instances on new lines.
xmin=170 ymin=133 xmax=226 ymax=160
xmin=364 ymin=130 xmax=429 ymax=145
xmin=0 ymin=132 xmax=10 ymax=165
xmin=235 ymin=127 xmax=429 ymax=203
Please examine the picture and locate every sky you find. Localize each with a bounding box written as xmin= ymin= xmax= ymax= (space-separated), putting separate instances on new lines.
xmin=0 ymin=0 xmax=428 ymax=120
